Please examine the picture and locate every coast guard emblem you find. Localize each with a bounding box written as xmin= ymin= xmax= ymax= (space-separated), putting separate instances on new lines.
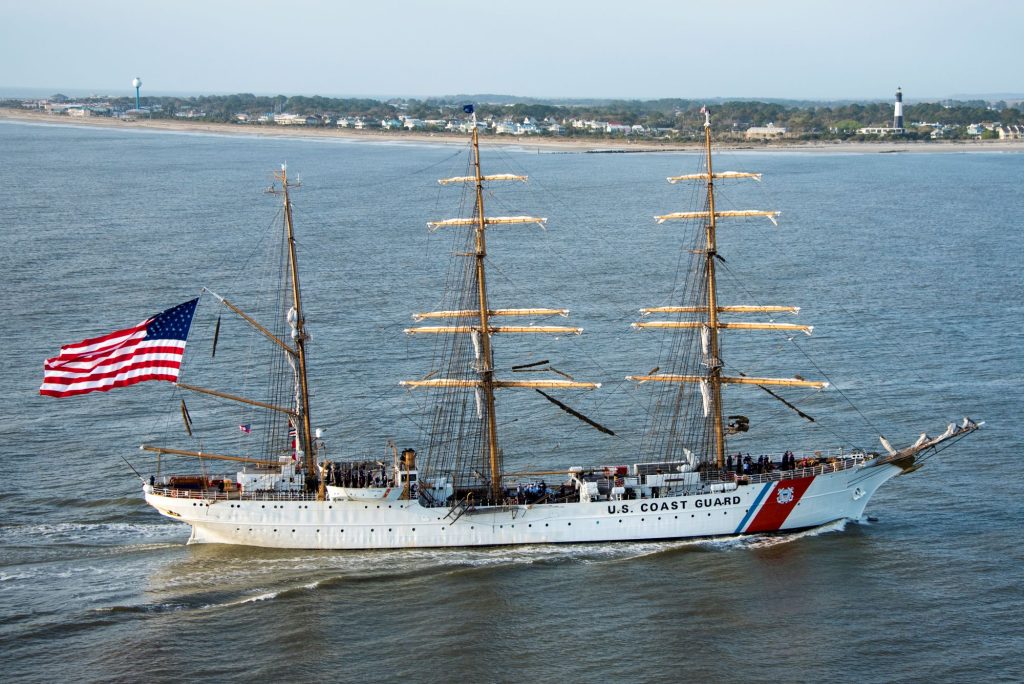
xmin=776 ymin=486 xmax=795 ymax=504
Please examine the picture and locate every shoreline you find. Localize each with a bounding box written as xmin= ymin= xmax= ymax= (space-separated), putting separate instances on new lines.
xmin=3 ymin=109 xmax=1023 ymax=154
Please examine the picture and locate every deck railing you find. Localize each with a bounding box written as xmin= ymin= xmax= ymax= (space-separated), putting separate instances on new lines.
xmin=151 ymin=453 xmax=873 ymax=503
xmin=151 ymin=487 xmax=318 ymax=502
xmin=705 ymin=453 xmax=870 ymax=487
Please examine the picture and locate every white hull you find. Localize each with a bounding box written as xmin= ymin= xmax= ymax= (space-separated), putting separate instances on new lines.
xmin=144 ymin=461 xmax=902 ymax=549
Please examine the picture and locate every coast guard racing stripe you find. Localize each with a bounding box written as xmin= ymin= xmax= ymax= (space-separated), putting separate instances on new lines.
xmin=743 ymin=476 xmax=815 ymax=534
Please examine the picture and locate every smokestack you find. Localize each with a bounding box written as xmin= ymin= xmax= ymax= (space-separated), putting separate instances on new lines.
xmin=894 ymin=87 xmax=904 ymax=130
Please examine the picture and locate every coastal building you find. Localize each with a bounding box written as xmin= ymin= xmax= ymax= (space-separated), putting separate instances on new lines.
xmin=274 ymin=113 xmax=307 ymax=125
xmin=998 ymin=125 xmax=1023 ymax=139
xmin=745 ymin=123 xmax=787 ymax=139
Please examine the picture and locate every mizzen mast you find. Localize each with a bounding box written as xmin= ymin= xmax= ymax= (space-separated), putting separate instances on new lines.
xmin=278 ymin=165 xmax=316 ymax=480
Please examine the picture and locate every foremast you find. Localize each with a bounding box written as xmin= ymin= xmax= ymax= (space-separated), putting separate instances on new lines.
xmin=403 ymin=123 xmax=598 ymax=502
xmin=701 ymin=118 xmax=727 ymax=467
xmin=628 ymin=109 xmax=825 ymax=468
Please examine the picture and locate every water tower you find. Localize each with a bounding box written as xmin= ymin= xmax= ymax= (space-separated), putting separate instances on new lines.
xmin=132 ymin=77 xmax=142 ymax=111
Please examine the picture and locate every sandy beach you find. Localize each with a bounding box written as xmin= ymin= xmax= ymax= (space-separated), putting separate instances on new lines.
xmin=3 ymin=108 xmax=1022 ymax=153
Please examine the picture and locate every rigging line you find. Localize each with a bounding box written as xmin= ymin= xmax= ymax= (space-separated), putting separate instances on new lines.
xmin=327 ymin=148 xmax=470 ymax=191
xmin=714 ymin=257 xmax=884 ymax=436
xmin=207 ymin=203 xmax=281 ymax=282
xmin=916 ymin=430 xmax=977 ymax=463
xmin=452 ymin=182 xmax=638 ymax=388
xmin=736 ymin=386 xmax=858 ymax=447
xmin=729 ymin=176 xmax=949 ymax=431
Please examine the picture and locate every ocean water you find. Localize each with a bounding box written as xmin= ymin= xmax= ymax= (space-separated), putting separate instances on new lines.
xmin=1 ymin=121 xmax=1022 ymax=683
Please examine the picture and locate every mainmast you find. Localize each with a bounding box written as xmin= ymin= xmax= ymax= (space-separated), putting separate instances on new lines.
xmin=403 ymin=114 xmax=598 ymax=502
xmin=278 ymin=165 xmax=316 ymax=480
xmin=469 ymin=127 xmax=503 ymax=501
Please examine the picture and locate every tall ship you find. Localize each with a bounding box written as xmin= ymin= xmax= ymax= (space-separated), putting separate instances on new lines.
xmin=42 ymin=110 xmax=980 ymax=549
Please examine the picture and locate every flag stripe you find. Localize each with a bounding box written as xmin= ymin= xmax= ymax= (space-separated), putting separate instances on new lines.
xmin=41 ymin=357 xmax=184 ymax=386
xmin=44 ymin=342 xmax=187 ymax=375
xmin=56 ymin=323 xmax=149 ymax=357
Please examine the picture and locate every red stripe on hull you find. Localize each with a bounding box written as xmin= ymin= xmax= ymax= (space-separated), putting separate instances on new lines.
xmin=745 ymin=476 xmax=815 ymax=533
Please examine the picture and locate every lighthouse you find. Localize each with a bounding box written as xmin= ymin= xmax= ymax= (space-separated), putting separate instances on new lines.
xmin=893 ymin=87 xmax=904 ymax=131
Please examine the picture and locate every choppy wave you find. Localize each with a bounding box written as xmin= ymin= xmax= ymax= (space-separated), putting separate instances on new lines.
xmin=0 ymin=521 xmax=184 ymax=546
xmin=697 ymin=517 xmax=857 ymax=551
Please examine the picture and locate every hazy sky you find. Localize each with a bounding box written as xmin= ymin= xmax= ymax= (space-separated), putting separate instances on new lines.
xmin=3 ymin=0 xmax=1021 ymax=100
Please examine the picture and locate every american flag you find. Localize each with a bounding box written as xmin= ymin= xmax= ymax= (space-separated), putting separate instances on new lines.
xmin=239 ymin=423 xmax=252 ymax=434
xmin=288 ymin=423 xmax=298 ymax=459
xmin=40 ymin=299 xmax=199 ymax=398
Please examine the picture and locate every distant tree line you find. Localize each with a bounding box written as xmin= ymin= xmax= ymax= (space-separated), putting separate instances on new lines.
xmin=6 ymin=92 xmax=1022 ymax=140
